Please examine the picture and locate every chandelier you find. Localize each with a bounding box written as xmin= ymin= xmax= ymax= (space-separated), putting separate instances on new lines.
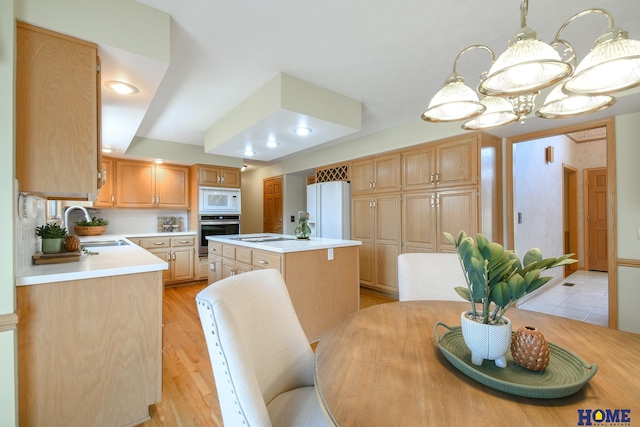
xmin=421 ymin=0 xmax=640 ymax=130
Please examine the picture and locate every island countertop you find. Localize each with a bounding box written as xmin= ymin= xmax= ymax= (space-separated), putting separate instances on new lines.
xmin=206 ymin=233 xmax=362 ymax=253
xmin=16 ymin=234 xmax=169 ymax=286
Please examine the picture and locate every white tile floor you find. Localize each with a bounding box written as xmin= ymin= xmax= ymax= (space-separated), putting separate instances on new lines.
xmin=518 ymin=270 xmax=609 ymax=327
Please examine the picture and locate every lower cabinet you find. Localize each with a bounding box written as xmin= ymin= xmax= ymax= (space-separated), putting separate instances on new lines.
xmin=17 ymin=272 xmax=163 ymax=427
xmin=207 ymin=240 xmax=358 ymax=342
xmin=141 ymin=236 xmax=196 ymax=286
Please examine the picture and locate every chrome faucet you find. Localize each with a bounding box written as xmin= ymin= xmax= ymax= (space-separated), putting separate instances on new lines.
xmin=64 ymin=206 xmax=92 ymax=232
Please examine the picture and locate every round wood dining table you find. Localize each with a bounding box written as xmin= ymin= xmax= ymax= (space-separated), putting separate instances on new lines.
xmin=314 ymin=301 xmax=640 ymax=426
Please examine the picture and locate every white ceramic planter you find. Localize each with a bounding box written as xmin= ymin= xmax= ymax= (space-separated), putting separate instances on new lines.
xmin=460 ymin=311 xmax=512 ymax=368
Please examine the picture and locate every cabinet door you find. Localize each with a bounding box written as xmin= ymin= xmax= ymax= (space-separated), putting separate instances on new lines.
xmin=148 ymin=248 xmax=171 ymax=283
xmin=94 ymin=157 xmax=115 ymax=208
xmin=352 ymin=196 xmax=375 ymax=287
xmin=199 ymin=166 xmax=221 ymax=187
xmin=403 ymin=146 xmax=435 ymax=191
xmin=436 ymin=188 xmax=478 ymax=252
xmin=402 ymin=191 xmax=437 ymax=253
xmin=171 ymin=247 xmax=195 ymax=282
xmin=16 ymin=23 xmax=99 ymax=197
xmin=350 ymin=159 xmax=375 ymax=195
xmin=374 ymin=153 xmax=402 ymax=193
xmin=115 ymin=160 xmax=155 ymax=208
xmin=435 ymin=136 xmax=478 ymax=188
xmin=220 ymin=168 xmax=241 ymax=187
xmin=374 ymin=195 xmax=402 ymax=293
xmin=208 ymin=255 xmax=222 ymax=284
xmin=156 ymin=165 xmax=189 ymax=209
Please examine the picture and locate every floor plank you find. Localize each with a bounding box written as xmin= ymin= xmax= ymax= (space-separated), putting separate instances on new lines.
xmin=139 ymin=282 xmax=397 ymax=426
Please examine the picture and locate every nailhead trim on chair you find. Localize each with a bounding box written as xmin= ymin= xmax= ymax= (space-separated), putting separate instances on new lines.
xmin=198 ymin=300 xmax=249 ymax=425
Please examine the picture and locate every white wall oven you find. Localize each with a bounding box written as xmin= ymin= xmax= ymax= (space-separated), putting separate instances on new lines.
xmin=198 ymin=215 xmax=240 ymax=256
xmin=199 ymin=186 xmax=241 ymax=214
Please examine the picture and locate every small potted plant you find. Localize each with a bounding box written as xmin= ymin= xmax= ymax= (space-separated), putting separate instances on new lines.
xmin=36 ymin=223 xmax=68 ymax=253
xmin=444 ymin=230 xmax=577 ymax=368
xmin=74 ymin=217 xmax=109 ymax=236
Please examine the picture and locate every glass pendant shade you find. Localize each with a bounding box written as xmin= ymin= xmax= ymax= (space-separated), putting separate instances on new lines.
xmin=563 ymin=35 xmax=640 ymax=95
xmin=462 ymin=96 xmax=519 ymax=130
xmin=479 ymin=32 xmax=573 ymax=96
xmin=421 ymin=75 xmax=485 ymax=122
xmin=536 ymin=84 xmax=616 ymax=118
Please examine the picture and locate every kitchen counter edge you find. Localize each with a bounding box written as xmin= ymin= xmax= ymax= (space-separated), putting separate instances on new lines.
xmin=206 ymin=233 xmax=362 ymax=253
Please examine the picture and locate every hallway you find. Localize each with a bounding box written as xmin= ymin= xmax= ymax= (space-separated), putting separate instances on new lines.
xmin=518 ymin=270 xmax=608 ymax=327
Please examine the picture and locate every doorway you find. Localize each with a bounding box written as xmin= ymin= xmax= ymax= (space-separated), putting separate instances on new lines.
xmin=263 ymin=176 xmax=283 ymax=233
xmin=507 ymin=119 xmax=616 ymax=328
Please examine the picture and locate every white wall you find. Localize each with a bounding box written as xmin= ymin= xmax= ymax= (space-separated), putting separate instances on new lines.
xmin=282 ymin=175 xmax=308 ymax=235
xmin=1 ymin=0 xmax=17 ymax=424
xmin=615 ymin=112 xmax=640 ymax=333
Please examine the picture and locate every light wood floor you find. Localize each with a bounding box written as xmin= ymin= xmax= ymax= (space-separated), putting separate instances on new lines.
xmin=138 ymin=283 xmax=397 ymax=426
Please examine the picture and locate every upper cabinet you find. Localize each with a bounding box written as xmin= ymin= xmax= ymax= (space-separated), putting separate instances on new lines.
xmin=198 ymin=165 xmax=241 ymax=188
xmin=350 ymin=153 xmax=401 ymax=195
xmin=402 ymin=135 xmax=478 ymax=190
xmin=16 ymin=22 xmax=101 ymax=199
xmin=115 ymin=159 xmax=190 ymax=209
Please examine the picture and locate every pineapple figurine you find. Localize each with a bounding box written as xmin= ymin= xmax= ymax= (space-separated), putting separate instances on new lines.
xmin=64 ymin=235 xmax=81 ymax=252
xmin=510 ymin=325 xmax=550 ymax=371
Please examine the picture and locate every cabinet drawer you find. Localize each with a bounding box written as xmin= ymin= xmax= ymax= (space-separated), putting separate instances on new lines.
xmin=141 ymin=237 xmax=172 ymax=249
xmin=236 ymin=247 xmax=252 ymax=264
xmin=222 ymin=245 xmax=236 ymax=260
xmin=209 ymin=242 xmax=222 ymax=255
xmin=252 ymin=250 xmax=282 ymax=271
xmin=171 ymin=236 xmax=195 ymax=247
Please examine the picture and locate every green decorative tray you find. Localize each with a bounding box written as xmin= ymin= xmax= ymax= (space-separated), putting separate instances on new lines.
xmin=434 ymin=322 xmax=597 ymax=399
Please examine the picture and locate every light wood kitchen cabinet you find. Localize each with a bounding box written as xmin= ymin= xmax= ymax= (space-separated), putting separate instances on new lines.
xmin=197 ymin=165 xmax=241 ymax=187
xmin=142 ymin=236 xmax=196 ymax=285
xmin=348 ymin=132 xmax=501 ymax=297
xmin=350 ymin=153 xmax=401 ymax=195
xmin=17 ymin=272 xmax=162 ymax=427
xmin=352 ymin=193 xmax=401 ymax=295
xmin=402 ymin=134 xmax=478 ymax=191
xmin=94 ymin=157 xmax=115 ymax=208
xmin=115 ymin=159 xmax=190 ymax=209
xmin=402 ymin=188 xmax=478 ymax=254
xmin=207 ymin=239 xmax=359 ymax=342
xmin=16 ymin=22 xmax=101 ymax=199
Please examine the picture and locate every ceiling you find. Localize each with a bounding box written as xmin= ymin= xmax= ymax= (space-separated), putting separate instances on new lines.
xmin=102 ymin=0 xmax=640 ymax=166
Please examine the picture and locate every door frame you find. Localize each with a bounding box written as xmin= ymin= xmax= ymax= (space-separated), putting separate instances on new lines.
xmin=506 ymin=118 xmax=617 ymax=328
xmin=563 ymin=164 xmax=579 ymax=277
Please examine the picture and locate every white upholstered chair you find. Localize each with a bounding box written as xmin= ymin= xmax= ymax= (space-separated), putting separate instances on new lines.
xmin=195 ymin=269 xmax=328 ymax=427
xmin=397 ymin=253 xmax=467 ymax=302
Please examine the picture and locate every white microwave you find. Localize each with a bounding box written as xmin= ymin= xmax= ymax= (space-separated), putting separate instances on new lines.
xmin=199 ymin=187 xmax=241 ymax=214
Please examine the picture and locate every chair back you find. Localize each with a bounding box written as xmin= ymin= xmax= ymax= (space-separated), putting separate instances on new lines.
xmin=397 ymin=253 xmax=467 ymax=302
xmin=196 ymin=269 xmax=315 ymax=427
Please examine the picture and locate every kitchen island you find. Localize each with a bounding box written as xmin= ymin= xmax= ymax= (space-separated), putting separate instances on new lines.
xmin=207 ymin=233 xmax=361 ymax=342
xmin=16 ymin=235 xmax=168 ymax=427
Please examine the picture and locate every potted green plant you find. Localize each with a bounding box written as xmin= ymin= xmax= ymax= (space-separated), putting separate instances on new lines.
xmin=74 ymin=216 xmax=109 ymax=236
xmin=36 ymin=223 xmax=68 ymax=253
xmin=444 ymin=230 xmax=577 ymax=368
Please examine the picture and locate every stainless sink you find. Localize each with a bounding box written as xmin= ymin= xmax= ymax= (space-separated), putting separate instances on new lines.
xmin=82 ymin=240 xmax=130 ymax=247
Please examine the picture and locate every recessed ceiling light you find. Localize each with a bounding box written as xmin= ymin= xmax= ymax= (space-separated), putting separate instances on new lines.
xmin=266 ymin=140 xmax=278 ymax=148
xmin=294 ymin=127 xmax=312 ymax=136
xmin=105 ymin=80 xmax=139 ymax=95
xmin=154 ymin=159 xmax=164 ymax=164
xmin=244 ymin=149 xmax=255 ymax=156
xmin=102 ymin=147 xmax=114 ymax=154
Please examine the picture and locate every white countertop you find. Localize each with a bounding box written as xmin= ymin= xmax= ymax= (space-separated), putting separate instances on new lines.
xmin=123 ymin=231 xmax=197 ymax=238
xmin=207 ymin=233 xmax=362 ymax=253
xmin=16 ymin=234 xmax=171 ymax=286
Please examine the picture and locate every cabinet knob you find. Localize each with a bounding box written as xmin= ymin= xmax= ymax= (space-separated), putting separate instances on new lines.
xmin=258 ymin=259 xmax=268 ymax=264
xmin=154 ymin=242 xmax=165 ymax=245
xmin=430 ymin=173 xmax=434 ymax=185
xmin=435 ymin=172 xmax=440 ymax=183
xmin=179 ymin=240 xmax=189 ymax=244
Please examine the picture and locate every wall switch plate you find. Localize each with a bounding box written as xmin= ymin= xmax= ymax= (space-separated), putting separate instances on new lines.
xmin=328 ymin=248 xmax=334 ymax=260
xmin=290 ymin=215 xmax=295 ymax=223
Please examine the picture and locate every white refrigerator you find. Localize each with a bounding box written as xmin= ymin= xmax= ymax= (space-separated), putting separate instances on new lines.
xmin=306 ymin=181 xmax=351 ymax=239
